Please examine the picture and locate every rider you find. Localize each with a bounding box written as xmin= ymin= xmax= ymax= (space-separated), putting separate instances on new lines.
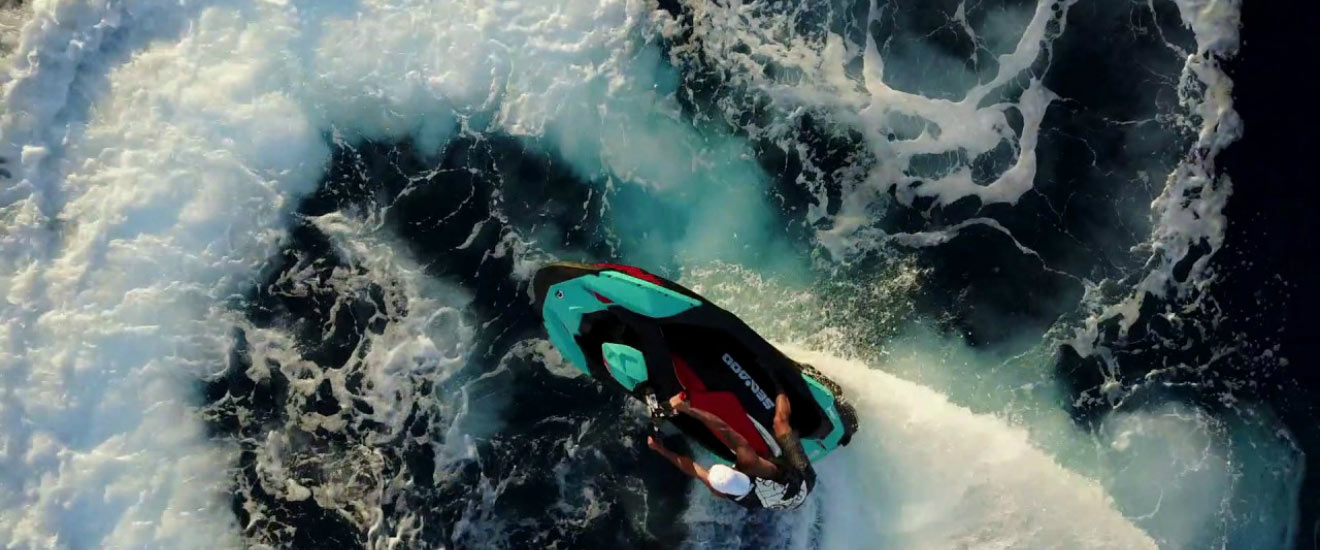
xmin=647 ymin=391 xmax=816 ymax=510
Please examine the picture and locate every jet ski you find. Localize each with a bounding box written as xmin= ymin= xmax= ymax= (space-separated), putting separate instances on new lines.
xmin=533 ymin=262 xmax=858 ymax=463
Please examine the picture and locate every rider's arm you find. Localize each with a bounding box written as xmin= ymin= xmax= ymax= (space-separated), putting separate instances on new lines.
xmin=675 ymin=402 xmax=780 ymax=478
xmin=771 ymin=392 xmax=814 ymax=475
xmin=678 ymin=405 xmax=760 ymax=463
xmin=649 ymin=441 xmax=724 ymax=498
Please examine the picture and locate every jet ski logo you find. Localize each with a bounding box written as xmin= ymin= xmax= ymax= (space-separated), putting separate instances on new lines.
xmin=722 ymin=353 xmax=774 ymax=410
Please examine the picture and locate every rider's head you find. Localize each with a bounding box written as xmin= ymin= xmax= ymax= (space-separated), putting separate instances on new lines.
xmin=708 ymin=464 xmax=752 ymax=497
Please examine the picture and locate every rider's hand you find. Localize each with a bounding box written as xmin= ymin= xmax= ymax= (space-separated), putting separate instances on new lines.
xmin=669 ymin=392 xmax=690 ymax=411
xmin=776 ymin=392 xmax=791 ymax=415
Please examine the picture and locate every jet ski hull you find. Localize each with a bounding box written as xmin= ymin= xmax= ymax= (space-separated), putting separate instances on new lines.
xmin=533 ymin=262 xmax=857 ymax=463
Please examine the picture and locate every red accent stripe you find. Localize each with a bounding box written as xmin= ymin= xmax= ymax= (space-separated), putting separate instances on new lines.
xmin=672 ymin=355 xmax=770 ymax=456
xmin=672 ymin=356 xmax=706 ymax=392
xmin=591 ymin=292 xmax=613 ymax=304
xmin=594 ymin=263 xmax=664 ymax=285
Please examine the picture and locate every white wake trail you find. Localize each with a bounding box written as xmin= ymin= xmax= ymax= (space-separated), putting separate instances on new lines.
xmin=787 ymin=346 xmax=1157 ymax=550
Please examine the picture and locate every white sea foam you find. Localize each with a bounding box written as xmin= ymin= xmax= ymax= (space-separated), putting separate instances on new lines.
xmin=1 ymin=1 xmax=321 ymax=547
xmin=0 ymin=2 xmax=30 ymax=74
xmin=800 ymin=346 xmax=1157 ymax=550
xmin=666 ymin=0 xmax=1244 ymax=327
xmin=1069 ymin=0 xmax=1244 ymax=381
xmin=231 ymin=212 xmax=476 ymax=547
xmin=0 ymin=0 xmax=683 ymax=546
xmin=664 ymin=0 xmax=1073 ymax=260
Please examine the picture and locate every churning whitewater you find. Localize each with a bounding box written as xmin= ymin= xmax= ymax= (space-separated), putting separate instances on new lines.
xmin=0 ymin=0 xmax=1304 ymax=549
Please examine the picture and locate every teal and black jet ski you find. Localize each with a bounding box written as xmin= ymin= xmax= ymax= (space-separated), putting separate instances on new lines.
xmin=533 ymin=262 xmax=858 ymax=463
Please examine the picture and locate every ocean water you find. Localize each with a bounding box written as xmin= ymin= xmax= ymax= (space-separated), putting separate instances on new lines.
xmin=0 ymin=0 xmax=1313 ymax=548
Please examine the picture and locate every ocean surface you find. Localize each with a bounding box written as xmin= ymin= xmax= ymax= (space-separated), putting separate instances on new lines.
xmin=1 ymin=0 xmax=1316 ymax=548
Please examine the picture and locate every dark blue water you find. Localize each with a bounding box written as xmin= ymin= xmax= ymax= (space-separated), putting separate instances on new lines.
xmin=1217 ymin=1 xmax=1320 ymax=545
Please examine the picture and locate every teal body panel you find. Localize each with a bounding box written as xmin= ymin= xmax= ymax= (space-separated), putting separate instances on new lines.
xmin=601 ymin=343 xmax=648 ymax=391
xmin=543 ymin=271 xmax=700 ymax=377
xmin=801 ymin=377 xmax=845 ymax=462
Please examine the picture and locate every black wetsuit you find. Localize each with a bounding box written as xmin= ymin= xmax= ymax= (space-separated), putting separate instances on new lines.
xmin=730 ymin=429 xmax=817 ymax=510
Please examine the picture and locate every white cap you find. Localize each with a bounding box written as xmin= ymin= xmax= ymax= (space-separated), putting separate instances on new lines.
xmin=708 ymin=464 xmax=752 ymax=497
